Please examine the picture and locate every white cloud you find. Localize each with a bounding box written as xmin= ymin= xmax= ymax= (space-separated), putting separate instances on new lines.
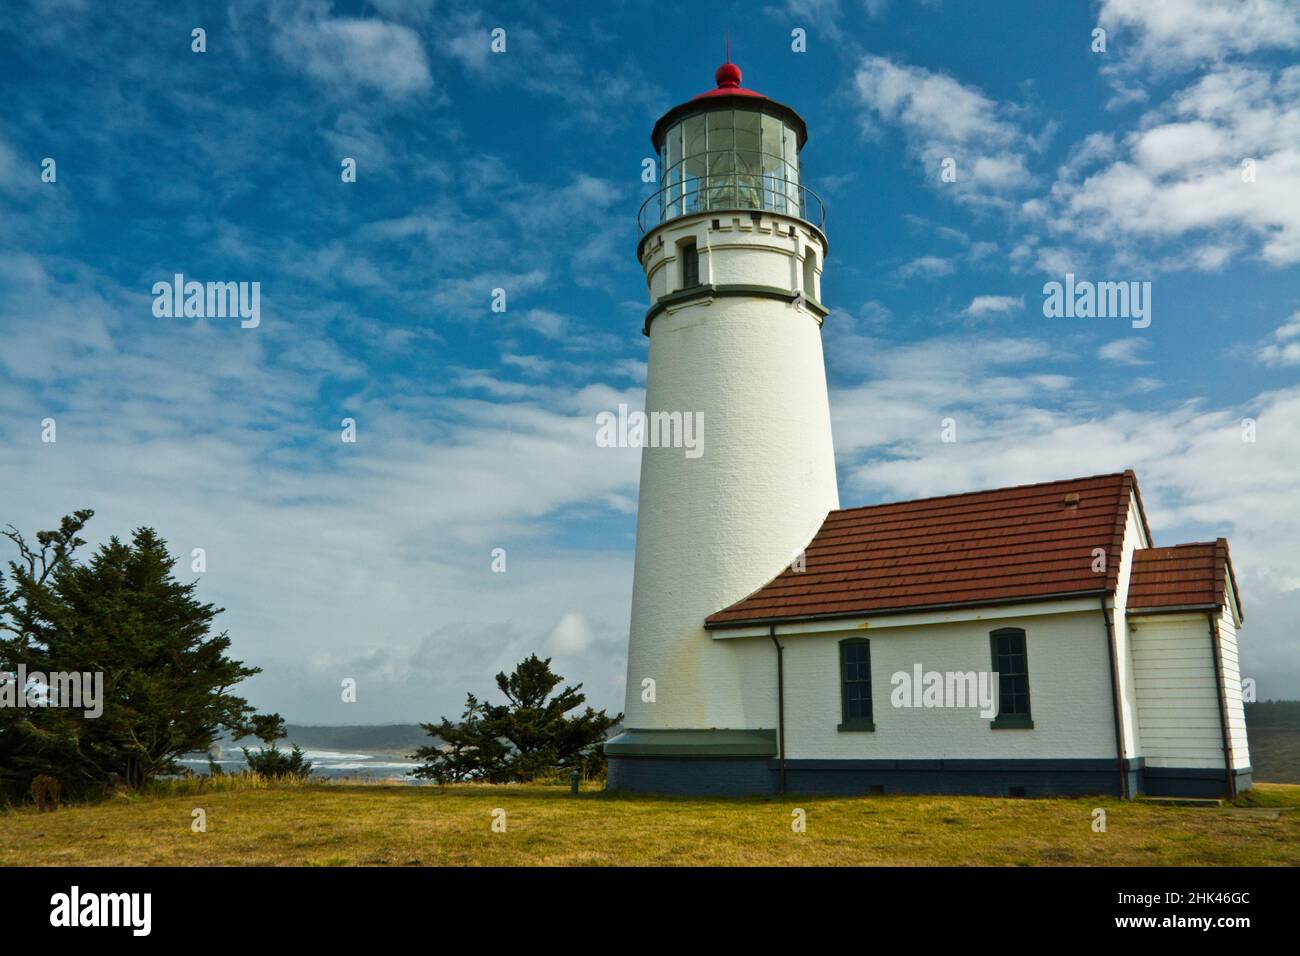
xmin=1056 ymin=133 xmax=1119 ymax=182
xmin=1128 ymin=376 xmax=1165 ymax=394
xmin=520 ymin=308 xmax=570 ymax=339
xmin=853 ymin=54 xmax=1038 ymax=206
xmin=429 ymin=268 xmax=548 ymax=316
xmin=0 ymin=246 xmax=644 ymax=723
xmin=435 ymin=11 xmax=663 ymax=126
xmin=899 ymin=255 xmax=953 ymax=279
xmin=548 ymin=611 xmax=595 ymax=654
xmin=1191 ymin=244 xmax=1234 ymax=270
xmin=1098 ymin=0 xmax=1300 ymax=71
xmin=1132 ymin=121 xmax=1232 ymax=175
xmin=1098 ymin=338 xmax=1152 ymax=365
xmin=1042 ymin=66 xmax=1300 ymax=268
xmin=764 ymin=0 xmax=848 ymax=41
xmin=963 ymin=295 xmax=1023 ymax=318
xmin=1257 ymin=311 xmax=1300 ymax=366
xmin=271 ymin=11 xmax=432 ymax=99
xmin=501 ymin=352 xmax=554 ymax=376
xmin=0 ymin=253 xmax=120 ymax=382
xmin=611 ymin=358 xmax=647 ymax=383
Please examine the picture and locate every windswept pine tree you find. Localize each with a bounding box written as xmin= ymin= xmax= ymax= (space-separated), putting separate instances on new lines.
xmin=411 ymin=654 xmax=620 ymax=783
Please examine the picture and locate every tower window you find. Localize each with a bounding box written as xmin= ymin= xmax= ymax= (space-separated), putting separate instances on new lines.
xmin=802 ymin=249 xmax=817 ymax=301
xmin=838 ymin=638 xmax=874 ymax=731
xmin=680 ymin=240 xmax=700 ymax=288
xmin=990 ymin=628 xmax=1034 ymax=728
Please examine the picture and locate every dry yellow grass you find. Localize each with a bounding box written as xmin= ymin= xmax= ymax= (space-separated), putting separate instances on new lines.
xmin=2 ymin=779 xmax=1297 ymax=867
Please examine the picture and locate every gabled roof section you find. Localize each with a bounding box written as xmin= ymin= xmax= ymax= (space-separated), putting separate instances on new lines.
xmin=1127 ymin=538 xmax=1243 ymax=623
xmin=706 ymin=471 xmax=1143 ymax=628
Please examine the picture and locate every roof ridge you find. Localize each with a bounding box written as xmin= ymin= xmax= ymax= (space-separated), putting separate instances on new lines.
xmin=1136 ymin=541 xmax=1220 ymax=552
xmin=829 ymin=471 xmax=1130 ymax=516
xmin=707 ymin=470 xmax=1148 ymax=628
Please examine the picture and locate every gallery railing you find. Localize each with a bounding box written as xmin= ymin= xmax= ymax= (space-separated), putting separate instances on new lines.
xmin=637 ymin=175 xmax=827 ymax=234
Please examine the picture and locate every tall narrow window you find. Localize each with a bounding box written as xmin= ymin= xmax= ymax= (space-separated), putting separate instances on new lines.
xmin=680 ymin=240 xmax=700 ymax=288
xmin=802 ymin=249 xmax=817 ymax=301
xmin=990 ymin=628 xmax=1033 ymax=728
xmin=839 ymin=638 xmax=874 ymax=731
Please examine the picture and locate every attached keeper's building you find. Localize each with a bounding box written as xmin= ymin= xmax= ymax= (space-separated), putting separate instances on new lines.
xmin=603 ymin=61 xmax=1251 ymax=799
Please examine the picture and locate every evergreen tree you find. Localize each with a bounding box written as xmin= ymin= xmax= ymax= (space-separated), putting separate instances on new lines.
xmin=411 ymin=654 xmax=620 ymax=783
xmin=0 ymin=512 xmax=260 ymax=792
xmin=241 ymin=712 xmax=313 ymax=778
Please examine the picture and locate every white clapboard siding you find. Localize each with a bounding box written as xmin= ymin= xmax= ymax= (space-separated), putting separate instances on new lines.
xmin=1130 ymin=615 xmax=1228 ymax=769
xmin=1218 ymin=610 xmax=1251 ymax=769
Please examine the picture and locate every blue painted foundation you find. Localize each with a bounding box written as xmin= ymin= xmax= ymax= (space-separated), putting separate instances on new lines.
xmin=606 ymin=755 xmax=1253 ymax=798
xmin=1143 ymin=767 xmax=1253 ymax=798
xmin=606 ymin=756 xmax=776 ymax=796
xmin=778 ymin=758 xmax=1130 ymax=797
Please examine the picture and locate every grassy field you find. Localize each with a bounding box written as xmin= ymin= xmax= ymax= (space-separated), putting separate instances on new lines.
xmin=2 ymin=777 xmax=1298 ymax=867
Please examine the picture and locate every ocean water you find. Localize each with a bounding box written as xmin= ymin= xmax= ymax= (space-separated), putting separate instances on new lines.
xmin=177 ymin=747 xmax=424 ymax=782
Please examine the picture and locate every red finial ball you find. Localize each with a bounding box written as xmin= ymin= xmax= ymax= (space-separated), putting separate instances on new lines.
xmin=715 ymin=62 xmax=742 ymax=88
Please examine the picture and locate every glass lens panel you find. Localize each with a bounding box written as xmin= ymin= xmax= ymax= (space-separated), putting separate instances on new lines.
xmin=684 ymin=114 xmax=706 ymax=159
xmin=732 ymin=111 xmax=762 ymax=210
xmin=760 ymin=117 xmax=783 ymax=212
xmin=666 ymin=122 xmax=682 ymax=170
xmin=784 ymin=126 xmax=801 ymax=213
xmin=707 ymin=149 xmax=734 ymax=208
xmin=662 ymin=124 xmax=681 ymax=219
xmin=707 ymin=110 xmax=733 ymax=150
xmin=762 ymin=114 xmax=783 ymax=168
xmin=659 ymin=144 xmax=669 ymax=220
xmin=734 ymin=109 xmax=760 ymax=156
xmin=683 ymin=115 xmax=706 ymax=213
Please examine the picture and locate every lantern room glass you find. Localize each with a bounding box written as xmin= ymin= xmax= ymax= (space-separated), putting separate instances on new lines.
xmin=658 ymin=107 xmax=801 ymax=224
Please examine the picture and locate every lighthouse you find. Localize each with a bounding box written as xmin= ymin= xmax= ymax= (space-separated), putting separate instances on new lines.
xmin=601 ymin=61 xmax=1253 ymax=802
xmin=605 ymin=60 xmax=840 ymax=792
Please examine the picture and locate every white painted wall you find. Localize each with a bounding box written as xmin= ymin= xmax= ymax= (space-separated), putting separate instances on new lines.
xmin=641 ymin=211 xmax=825 ymax=301
xmin=1129 ymin=613 xmax=1230 ymax=769
xmin=728 ymin=609 xmax=1119 ymax=760
xmin=622 ymin=209 xmax=839 ymax=730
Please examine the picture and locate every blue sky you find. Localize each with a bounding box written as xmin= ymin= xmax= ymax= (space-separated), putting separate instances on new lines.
xmin=2 ymin=0 xmax=1299 ymax=723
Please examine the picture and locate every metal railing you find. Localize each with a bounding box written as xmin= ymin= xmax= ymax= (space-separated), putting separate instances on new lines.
xmin=637 ymin=175 xmax=827 ymax=234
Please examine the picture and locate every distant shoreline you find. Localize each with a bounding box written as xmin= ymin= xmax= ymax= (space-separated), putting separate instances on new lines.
xmin=216 ymin=723 xmax=436 ymax=757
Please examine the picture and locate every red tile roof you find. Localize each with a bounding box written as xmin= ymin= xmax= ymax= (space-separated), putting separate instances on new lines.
xmin=706 ymin=471 xmax=1149 ymax=628
xmin=1127 ymin=539 xmax=1241 ymax=618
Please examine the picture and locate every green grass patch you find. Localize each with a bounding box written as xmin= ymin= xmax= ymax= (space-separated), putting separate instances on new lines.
xmin=2 ymin=780 xmax=1298 ymax=867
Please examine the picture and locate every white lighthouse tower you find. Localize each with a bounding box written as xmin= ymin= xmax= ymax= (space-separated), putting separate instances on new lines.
xmin=605 ymin=59 xmax=839 ymax=793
